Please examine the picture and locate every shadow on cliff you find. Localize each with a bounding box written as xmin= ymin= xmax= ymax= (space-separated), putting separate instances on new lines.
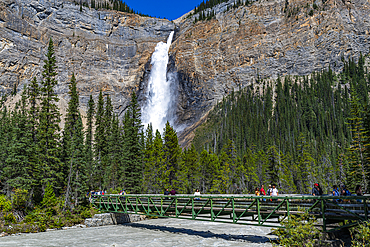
xmin=122 ymin=222 xmax=273 ymax=243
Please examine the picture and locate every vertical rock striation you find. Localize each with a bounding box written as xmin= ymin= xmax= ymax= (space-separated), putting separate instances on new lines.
xmin=171 ymin=0 xmax=370 ymax=146
xmin=0 ymin=0 xmax=174 ymax=117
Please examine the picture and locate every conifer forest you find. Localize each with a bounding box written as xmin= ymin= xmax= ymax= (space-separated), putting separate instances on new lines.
xmin=0 ymin=38 xmax=370 ymax=211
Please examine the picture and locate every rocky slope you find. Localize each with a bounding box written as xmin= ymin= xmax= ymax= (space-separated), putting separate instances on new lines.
xmin=171 ymin=0 xmax=370 ymax=146
xmin=0 ymin=0 xmax=174 ymax=118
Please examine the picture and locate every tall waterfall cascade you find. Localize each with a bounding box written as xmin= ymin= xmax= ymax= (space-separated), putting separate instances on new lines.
xmin=142 ymin=31 xmax=176 ymax=132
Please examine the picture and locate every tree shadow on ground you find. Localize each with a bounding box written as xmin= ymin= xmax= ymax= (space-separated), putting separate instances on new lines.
xmin=122 ymin=222 xmax=273 ymax=243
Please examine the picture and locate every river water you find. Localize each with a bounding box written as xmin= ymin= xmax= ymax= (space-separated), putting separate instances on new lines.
xmin=0 ymin=218 xmax=275 ymax=246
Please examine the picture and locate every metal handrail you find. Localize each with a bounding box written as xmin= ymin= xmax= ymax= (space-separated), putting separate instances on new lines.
xmin=91 ymin=194 xmax=370 ymax=232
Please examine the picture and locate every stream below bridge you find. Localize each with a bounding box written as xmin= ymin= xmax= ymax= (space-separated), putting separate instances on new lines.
xmin=0 ymin=218 xmax=275 ymax=246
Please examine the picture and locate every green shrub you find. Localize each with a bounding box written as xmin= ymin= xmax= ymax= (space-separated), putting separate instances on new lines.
xmin=4 ymin=212 xmax=16 ymax=224
xmin=0 ymin=195 xmax=12 ymax=212
xmin=272 ymin=209 xmax=320 ymax=247
xmin=12 ymin=189 xmax=28 ymax=210
xmin=308 ymin=9 xmax=314 ymax=16
xmin=350 ymin=220 xmax=370 ymax=247
xmin=41 ymin=183 xmax=57 ymax=210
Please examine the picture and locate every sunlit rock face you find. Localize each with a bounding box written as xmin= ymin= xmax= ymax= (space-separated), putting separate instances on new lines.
xmin=0 ymin=0 xmax=174 ymax=117
xmin=171 ymin=0 xmax=370 ymax=146
xmin=1 ymin=0 xmax=370 ymax=146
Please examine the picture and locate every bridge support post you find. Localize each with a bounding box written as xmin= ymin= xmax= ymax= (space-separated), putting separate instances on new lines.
xmin=175 ymin=197 xmax=178 ymax=217
xmin=257 ymin=199 xmax=261 ymax=225
xmin=232 ymin=198 xmax=235 ymax=223
xmin=211 ymin=198 xmax=214 ymax=221
xmin=365 ymin=197 xmax=368 ymax=221
xmin=192 ymin=198 xmax=195 ymax=219
xmin=161 ymin=197 xmax=164 ymax=216
xmin=135 ymin=197 xmax=138 ymax=213
xmin=321 ymin=198 xmax=326 ymax=232
xmin=286 ymin=198 xmax=290 ymax=218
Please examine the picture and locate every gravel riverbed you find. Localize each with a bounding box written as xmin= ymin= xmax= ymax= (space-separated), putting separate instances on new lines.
xmin=0 ymin=218 xmax=275 ymax=246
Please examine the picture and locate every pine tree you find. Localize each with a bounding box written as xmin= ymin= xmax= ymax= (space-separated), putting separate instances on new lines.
xmin=123 ymin=91 xmax=143 ymax=193
xmin=143 ymin=124 xmax=154 ymax=193
xmin=347 ymin=89 xmax=369 ymax=191
xmin=94 ymin=90 xmax=105 ymax=189
xmin=102 ymin=95 xmax=113 ymax=189
xmin=163 ymin=121 xmax=181 ymax=189
xmin=2 ymin=96 xmax=32 ymax=194
xmin=85 ymin=95 xmax=95 ymax=189
xmin=153 ymin=129 xmax=166 ymax=192
xmin=106 ymin=113 xmax=122 ymax=189
xmin=62 ymin=73 xmax=87 ymax=208
xmin=37 ymin=38 xmax=62 ymax=193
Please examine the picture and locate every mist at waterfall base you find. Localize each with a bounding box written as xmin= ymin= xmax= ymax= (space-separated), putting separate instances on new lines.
xmin=142 ymin=31 xmax=180 ymax=133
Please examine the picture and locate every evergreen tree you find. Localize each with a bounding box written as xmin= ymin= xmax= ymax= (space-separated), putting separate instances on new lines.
xmin=153 ymin=129 xmax=166 ymax=192
xmin=62 ymin=73 xmax=87 ymax=208
xmin=143 ymin=124 xmax=155 ymax=193
xmin=37 ymin=38 xmax=62 ymax=193
xmin=94 ymin=90 xmax=105 ymax=189
xmin=123 ymin=91 xmax=143 ymax=193
xmin=347 ymin=89 xmax=369 ymax=191
xmin=163 ymin=121 xmax=181 ymax=189
xmin=102 ymin=95 xmax=113 ymax=188
xmin=106 ymin=113 xmax=122 ymax=189
xmin=85 ymin=95 xmax=95 ymax=189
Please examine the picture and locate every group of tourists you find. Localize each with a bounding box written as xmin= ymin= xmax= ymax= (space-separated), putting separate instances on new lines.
xmin=88 ymin=190 xmax=106 ymax=196
xmin=163 ymin=188 xmax=177 ymax=199
xmin=160 ymin=184 xmax=365 ymax=201
xmin=255 ymin=184 xmax=279 ymax=198
xmin=332 ymin=184 xmax=363 ymax=202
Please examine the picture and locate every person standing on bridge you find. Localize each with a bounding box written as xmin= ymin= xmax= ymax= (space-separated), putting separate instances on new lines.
xmin=355 ymin=185 xmax=363 ymax=202
xmin=170 ymin=189 xmax=176 ymax=196
xmin=332 ymin=185 xmax=340 ymax=202
xmin=164 ymin=188 xmax=170 ymax=200
xmin=194 ymin=189 xmax=201 ymax=200
xmin=271 ymin=184 xmax=278 ymax=201
xmin=267 ymin=185 xmax=272 ymax=195
xmin=260 ymin=185 xmax=266 ymax=196
xmin=312 ymin=183 xmax=321 ymax=196
xmin=254 ymin=187 xmax=260 ymax=196
xmin=260 ymin=185 xmax=266 ymax=201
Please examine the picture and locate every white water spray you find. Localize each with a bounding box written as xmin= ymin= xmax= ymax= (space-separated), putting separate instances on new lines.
xmin=142 ymin=31 xmax=176 ymax=132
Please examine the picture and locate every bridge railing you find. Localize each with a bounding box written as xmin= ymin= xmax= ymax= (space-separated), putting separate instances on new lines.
xmin=90 ymin=194 xmax=370 ymax=232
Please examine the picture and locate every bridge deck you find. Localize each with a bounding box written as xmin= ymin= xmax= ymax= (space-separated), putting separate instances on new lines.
xmin=91 ymin=194 xmax=370 ymax=232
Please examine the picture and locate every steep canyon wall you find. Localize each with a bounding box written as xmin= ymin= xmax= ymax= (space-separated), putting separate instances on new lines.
xmin=1 ymin=0 xmax=370 ymax=144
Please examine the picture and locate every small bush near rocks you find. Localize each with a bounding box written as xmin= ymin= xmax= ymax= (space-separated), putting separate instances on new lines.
xmin=350 ymin=220 xmax=370 ymax=247
xmin=0 ymin=184 xmax=99 ymax=235
xmin=272 ymin=209 xmax=320 ymax=247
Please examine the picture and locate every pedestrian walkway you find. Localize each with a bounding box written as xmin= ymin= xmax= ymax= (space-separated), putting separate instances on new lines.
xmin=91 ymin=194 xmax=370 ymax=232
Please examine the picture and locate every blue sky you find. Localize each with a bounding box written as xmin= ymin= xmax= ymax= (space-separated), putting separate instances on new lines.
xmin=123 ymin=0 xmax=202 ymax=20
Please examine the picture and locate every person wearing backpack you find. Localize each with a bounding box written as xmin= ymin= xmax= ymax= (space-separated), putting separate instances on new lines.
xmin=312 ymin=183 xmax=320 ymax=196
xmin=341 ymin=185 xmax=351 ymax=196
xmin=332 ymin=185 xmax=340 ymax=202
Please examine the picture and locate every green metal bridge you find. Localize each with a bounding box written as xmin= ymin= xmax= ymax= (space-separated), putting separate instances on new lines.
xmin=91 ymin=194 xmax=370 ymax=232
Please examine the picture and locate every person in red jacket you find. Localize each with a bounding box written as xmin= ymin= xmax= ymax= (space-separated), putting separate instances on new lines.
xmin=260 ymin=185 xmax=266 ymax=201
xmin=260 ymin=185 xmax=266 ymax=196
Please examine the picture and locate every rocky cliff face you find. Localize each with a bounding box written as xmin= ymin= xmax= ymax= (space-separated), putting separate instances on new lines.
xmin=171 ymin=0 xmax=370 ymax=146
xmin=0 ymin=0 xmax=174 ymax=118
xmin=1 ymin=0 xmax=370 ymax=145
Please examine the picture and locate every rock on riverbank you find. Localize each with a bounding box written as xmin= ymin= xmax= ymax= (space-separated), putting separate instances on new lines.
xmin=84 ymin=213 xmax=146 ymax=227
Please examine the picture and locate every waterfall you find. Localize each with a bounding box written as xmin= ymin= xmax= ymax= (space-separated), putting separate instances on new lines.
xmin=142 ymin=31 xmax=176 ymax=132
